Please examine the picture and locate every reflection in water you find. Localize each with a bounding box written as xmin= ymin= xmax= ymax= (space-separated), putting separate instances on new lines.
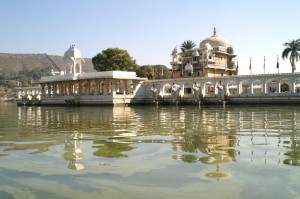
xmin=205 ymin=165 xmax=231 ymax=180
xmin=93 ymin=140 xmax=135 ymax=158
xmin=1 ymin=103 xmax=300 ymax=198
xmin=12 ymin=105 xmax=300 ymax=173
xmin=63 ymin=132 xmax=84 ymax=170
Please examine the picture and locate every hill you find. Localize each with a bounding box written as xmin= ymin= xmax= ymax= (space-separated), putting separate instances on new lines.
xmin=0 ymin=53 xmax=95 ymax=77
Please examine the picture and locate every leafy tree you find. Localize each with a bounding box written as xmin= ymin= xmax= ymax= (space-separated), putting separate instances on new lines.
xmin=282 ymin=39 xmax=300 ymax=73
xmin=135 ymin=65 xmax=171 ymax=79
xmin=180 ymin=40 xmax=196 ymax=52
xmin=92 ymin=48 xmax=139 ymax=71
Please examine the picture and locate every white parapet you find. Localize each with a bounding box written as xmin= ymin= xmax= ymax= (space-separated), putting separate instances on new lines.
xmin=78 ymin=71 xmax=138 ymax=80
xmin=40 ymin=71 xmax=143 ymax=83
xmin=41 ymin=73 xmax=78 ymax=83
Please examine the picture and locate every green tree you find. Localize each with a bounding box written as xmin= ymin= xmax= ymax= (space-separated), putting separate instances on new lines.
xmin=135 ymin=65 xmax=171 ymax=79
xmin=92 ymin=48 xmax=139 ymax=71
xmin=282 ymin=39 xmax=300 ymax=73
xmin=180 ymin=40 xmax=196 ymax=52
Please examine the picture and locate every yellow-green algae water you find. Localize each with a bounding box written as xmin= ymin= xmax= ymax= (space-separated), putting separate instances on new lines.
xmin=0 ymin=102 xmax=299 ymax=199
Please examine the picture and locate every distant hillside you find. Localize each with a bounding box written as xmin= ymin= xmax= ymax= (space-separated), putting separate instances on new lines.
xmin=0 ymin=53 xmax=95 ymax=76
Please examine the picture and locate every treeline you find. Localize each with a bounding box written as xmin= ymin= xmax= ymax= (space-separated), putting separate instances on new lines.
xmin=92 ymin=48 xmax=171 ymax=79
xmin=136 ymin=65 xmax=171 ymax=79
xmin=0 ymin=67 xmax=52 ymax=88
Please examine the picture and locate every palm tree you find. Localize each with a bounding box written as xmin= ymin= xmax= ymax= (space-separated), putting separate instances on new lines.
xmin=180 ymin=40 xmax=196 ymax=52
xmin=282 ymin=39 xmax=300 ymax=73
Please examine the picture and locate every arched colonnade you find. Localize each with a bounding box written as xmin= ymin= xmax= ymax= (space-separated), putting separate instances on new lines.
xmin=147 ymin=73 xmax=300 ymax=98
xmin=41 ymin=79 xmax=139 ymax=97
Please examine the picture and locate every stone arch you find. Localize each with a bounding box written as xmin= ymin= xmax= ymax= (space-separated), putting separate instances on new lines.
xmin=252 ymin=79 xmax=263 ymax=94
xmin=204 ymin=81 xmax=214 ymax=95
xmin=240 ymin=80 xmax=250 ymax=94
xmin=163 ymin=83 xmax=172 ymax=94
xmin=266 ymin=79 xmax=278 ymax=94
xmin=227 ymin=80 xmax=238 ymax=95
xmin=294 ymin=77 xmax=300 ymax=93
xmin=279 ymin=78 xmax=292 ymax=93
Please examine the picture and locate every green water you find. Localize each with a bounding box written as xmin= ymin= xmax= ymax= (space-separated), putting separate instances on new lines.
xmin=0 ymin=102 xmax=299 ymax=199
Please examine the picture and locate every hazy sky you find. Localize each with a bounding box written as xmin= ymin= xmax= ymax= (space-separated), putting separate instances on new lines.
xmin=1 ymin=0 xmax=300 ymax=74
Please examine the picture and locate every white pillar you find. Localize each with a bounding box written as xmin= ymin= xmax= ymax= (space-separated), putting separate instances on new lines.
xmin=238 ymin=82 xmax=242 ymax=94
xmin=202 ymin=85 xmax=206 ymax=97
xmin=48 ymin=84 xmax=51 ymax=97
xmin=214 ymin=83 xmax=218 ymax=95
xmin=292 ymin=81 xmax=295 ymax=94
xmin=278 ymin=82 xmax=281 ymax=93
xmin=263 ymin=82 xmax=267 ymax=94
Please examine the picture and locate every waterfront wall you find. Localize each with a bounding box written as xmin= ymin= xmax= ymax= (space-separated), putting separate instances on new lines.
xmin=143 ymin=72 xmax=300 ymax=104
xmin=17 ymin=72 xmax=300 ymax=105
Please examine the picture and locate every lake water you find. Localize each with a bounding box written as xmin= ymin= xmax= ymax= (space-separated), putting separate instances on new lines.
xmin=0 ymin=102 xmax=299 ymax=199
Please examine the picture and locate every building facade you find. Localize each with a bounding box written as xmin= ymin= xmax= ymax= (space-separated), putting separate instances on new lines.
xmin=16 ymin=41 xmax=300 ymax=106
xmin=170 ymin=28 xmax=237 ymax=78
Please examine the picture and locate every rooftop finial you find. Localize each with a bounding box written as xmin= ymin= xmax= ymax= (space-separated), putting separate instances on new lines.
xmin=213 ymin=27 xmax=216 ymax=36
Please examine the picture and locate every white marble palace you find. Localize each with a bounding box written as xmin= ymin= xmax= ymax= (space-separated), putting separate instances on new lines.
xmin=17 ymin=45 xmax=147 ymax=105
xmin=16 ymin=30 xmax=300 ymax=105
xmin=171 ymin=28 xmax=237 ymax=78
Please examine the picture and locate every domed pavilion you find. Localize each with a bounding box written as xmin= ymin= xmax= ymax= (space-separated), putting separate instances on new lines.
xmin=63 ymin=44 xmax=85 ymax=75
xmin=171 ymin=28 xmax=237 ymax=78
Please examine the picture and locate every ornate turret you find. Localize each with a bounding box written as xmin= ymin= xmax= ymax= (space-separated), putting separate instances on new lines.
xmin=63 ymin=45 xmax=85 ymax=75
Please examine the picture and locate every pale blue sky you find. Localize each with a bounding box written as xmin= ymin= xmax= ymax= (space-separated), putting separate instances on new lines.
xmin=1 ymin=0 xmax=300 ymax=74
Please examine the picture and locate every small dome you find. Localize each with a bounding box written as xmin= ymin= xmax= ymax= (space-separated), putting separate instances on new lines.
xmin=172 ymin=45 xmax=182 ymax=55
xmin=203 ymin=42 xmax=213 ymax=50
xmin=227 ymin=46 xmax=234 ymax=54
xmin=63 ymin=45 xmax=84 ymax=62
xmin=185 ymin=62 xmax=193 ymax=72
xmin=192 ymin=50 xmax=199 ymax=56
xmin=200 ymin=28 xmax=231 ymax=49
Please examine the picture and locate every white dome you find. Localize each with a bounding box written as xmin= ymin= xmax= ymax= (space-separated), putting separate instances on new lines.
xmin=200 ymin=28 xmax=231 ymax=48
xmin=192 ymin=50 xmax=199 ymax=56
xmin=63 ymin=45 xmax=85 ymax=74
xmin=63 ymin=45 xmax=85 ymax=62
xmin=185 ymin=62 xmax=193 ymax=72
xmin=172 ymin=45 xmax=183 ymax=55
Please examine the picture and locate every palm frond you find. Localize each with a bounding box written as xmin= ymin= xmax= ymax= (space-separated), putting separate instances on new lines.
xmin=180 ymin=40 xmax=196 ymax=52
xmin=282 ymin=48 xmax=291 ymax=59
